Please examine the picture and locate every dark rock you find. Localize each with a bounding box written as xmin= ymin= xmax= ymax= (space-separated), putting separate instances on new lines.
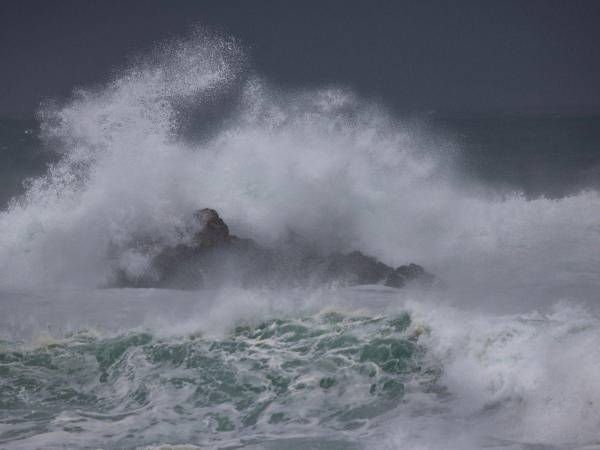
xmin=151 ymin=244 xmax=206 ymax=289
xmin=112 ymin=208 xmax=435 ymax=290
xmin=325 ymin=251 xmax=393 ymax=285
xmin=384 ymin=269 xmax=406 ymax=289
xmin=385 ymin=263 xmax=434 ymax=288
xmin=192 ymin=208 xmax=231 ymax=247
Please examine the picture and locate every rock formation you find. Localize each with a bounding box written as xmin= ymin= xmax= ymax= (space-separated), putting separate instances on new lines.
xmin=113 ymin=208 xmax=435 ymax=290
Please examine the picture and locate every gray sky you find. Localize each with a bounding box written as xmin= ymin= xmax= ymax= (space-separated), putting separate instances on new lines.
xmin=1 ymin=0 xmax=599 ymax=116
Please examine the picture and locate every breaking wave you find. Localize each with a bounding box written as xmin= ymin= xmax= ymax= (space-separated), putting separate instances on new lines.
xmin=2 ymin=293 xmax=600 ymax=449
xmin=0 ymin=30 xmax=599 ymax=449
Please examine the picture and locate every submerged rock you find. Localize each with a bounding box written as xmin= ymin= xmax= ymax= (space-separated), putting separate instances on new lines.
xmin=113 ymin=208 xmax=435 ymax=290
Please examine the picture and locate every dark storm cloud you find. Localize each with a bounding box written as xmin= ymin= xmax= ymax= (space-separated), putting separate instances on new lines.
xmin=1 ymin=0 xmax=599 ymax=115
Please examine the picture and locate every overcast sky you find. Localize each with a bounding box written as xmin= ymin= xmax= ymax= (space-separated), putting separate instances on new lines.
xmin=1 ymin=0 xmax=599 ymax=116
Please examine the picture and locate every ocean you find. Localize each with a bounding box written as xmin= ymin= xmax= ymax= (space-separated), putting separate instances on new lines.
xmin=1 ymin=34 xmax=599 ymax=450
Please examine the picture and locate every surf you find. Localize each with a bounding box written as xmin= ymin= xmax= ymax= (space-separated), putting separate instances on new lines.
xmin=0 ymin=30 xmax=599 ymax=450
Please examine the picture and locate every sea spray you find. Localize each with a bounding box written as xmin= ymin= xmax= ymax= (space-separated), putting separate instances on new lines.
xmin=0 ymin=30 xmax=599 ymax=450
xmin=2 ymin=289 xmax=600 ymax=449
xmin=0 ymin=31 xmax=599 ymax=307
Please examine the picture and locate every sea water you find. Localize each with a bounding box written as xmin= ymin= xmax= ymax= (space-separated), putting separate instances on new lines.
xmin=1 ymin=32 xmax=599 ymax=449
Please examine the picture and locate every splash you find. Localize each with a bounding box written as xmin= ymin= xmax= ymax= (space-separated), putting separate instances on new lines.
xmin=1 ymin=28 xmax=599 ymax=450
xmin=0 ymin=310 xmax=433 ymax=449
xmin=2 ymin=293 xmax=600 ymax=450
xmin=0 ymin=30 xmax=598 ymax=306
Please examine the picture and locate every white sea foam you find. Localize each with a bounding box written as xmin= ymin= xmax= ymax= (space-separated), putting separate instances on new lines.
xmin=0 ymin=31 xmax=599 ymax=307
xmin=0 ymin=31 xmax=599 ymax=450
xmin=377 ymin=300 xmax=600 ymax=449
xmin=0 ymin=32 xmax=598 ymax=308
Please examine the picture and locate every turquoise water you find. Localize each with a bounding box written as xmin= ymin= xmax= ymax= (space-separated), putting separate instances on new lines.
xmin=2 ymin=289 xmax=599 ymax=450
xmin=0 ymin=309 xmax=440 ymax=449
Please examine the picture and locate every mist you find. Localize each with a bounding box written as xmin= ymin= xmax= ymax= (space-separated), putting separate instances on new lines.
xmin=1 ymin=29 xmax=599 ymax=450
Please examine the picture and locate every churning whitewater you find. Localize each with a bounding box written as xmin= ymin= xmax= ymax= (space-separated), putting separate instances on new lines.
xmin=1 ymin=33 xmax=599 ymax=450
